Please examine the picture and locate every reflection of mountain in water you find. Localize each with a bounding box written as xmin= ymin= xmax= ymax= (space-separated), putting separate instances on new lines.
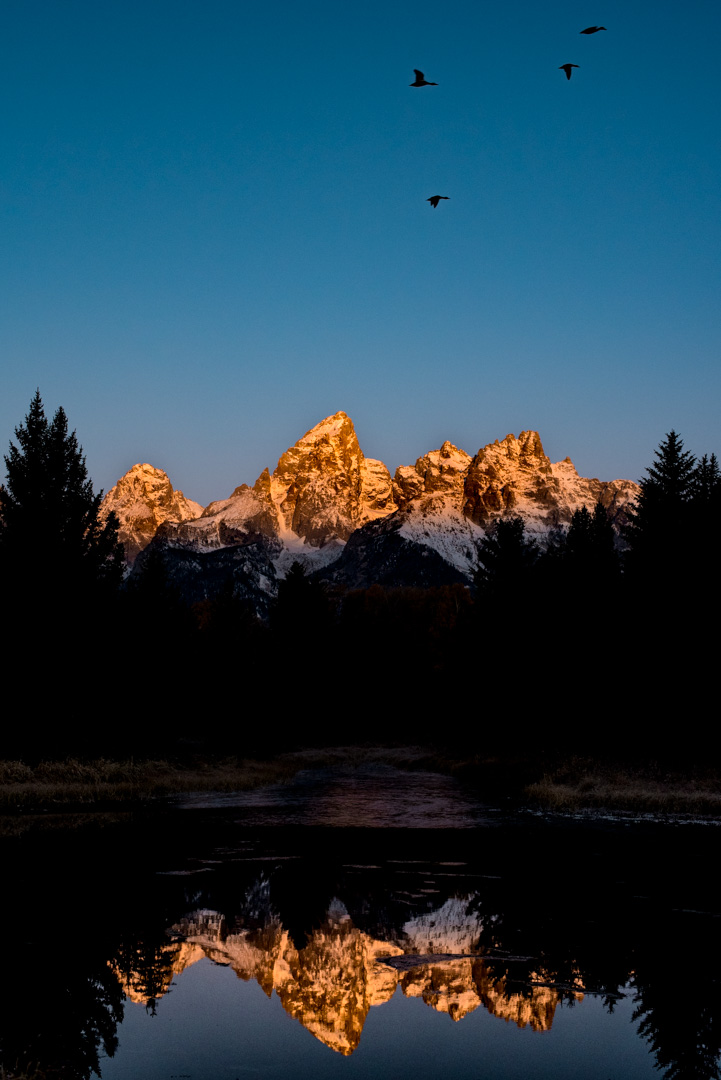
xmin=112 ymin=890 xmax=582 ymax=1054
xmin=111 ymin=940 xmax=205 ymax=1006
xmin=5 ymin=811 xmax=721 ymax=1080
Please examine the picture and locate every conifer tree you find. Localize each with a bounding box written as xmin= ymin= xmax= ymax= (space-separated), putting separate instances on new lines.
xmin=566 ymin=502 xmax=619 ymax=582
xmin=0 ymin=393 xmax=127 ymax=755
xmin=567 ymin=504 xmax=593 ymax=548
xmin=474 ymin=515 xmax=539 ymax=600
xmin=0 ymin=390 xmax=123 ymax=611
xmin=623 ymin=430 xmax=698 ymax=597
xmin=688 ymin=453 xmax=721 ymax=595
xmin=691 ymin=453 xmax=721 ymax=521
xmin=271 ymin=559 xmax=331 ymax=639
xmin=622 ymin=432 xmax=711 ymax=692
xmin=624 ymin=430 xmax=696 ymax=558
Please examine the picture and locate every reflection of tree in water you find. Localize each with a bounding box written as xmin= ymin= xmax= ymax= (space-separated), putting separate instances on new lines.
xmin=631 ymin=912 xmax=721 ymax=1080
xmin=112 ymin=933 xmax=182 ymax=1015
xmin=0 ymin=949 xmax=123 ymax=1080
xmin=0 ymin=826 xmax=127 ymax=1080
xmin=3 ymin=822 xmax=720 ymax=1078
xmin=464 ymin=876 xmax=631 ymax=1015
xmin=473 ymin=875 xmax=721 ymax=1080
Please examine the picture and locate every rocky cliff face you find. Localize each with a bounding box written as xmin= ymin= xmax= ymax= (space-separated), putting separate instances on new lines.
xmin=317 ymin=427 xmax=640 ymax=587
xmin=102 ymin=414 xmax=639 ymax=597
xmin=100 ymin=463 xmax=203 ymax=563
xmin=270 ymin=412 xmax=396 ymax=543
xmin=394 ymin=440 xmax=472 ymax=509
xmin=463 ymin=430 xmax=637 ymax=536
xmin=143 ymin=411 xmax=397 ymax=577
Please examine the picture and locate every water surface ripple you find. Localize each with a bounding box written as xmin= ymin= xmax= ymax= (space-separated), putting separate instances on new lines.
xmin=172 ymin=764 xmax=500 ymax=827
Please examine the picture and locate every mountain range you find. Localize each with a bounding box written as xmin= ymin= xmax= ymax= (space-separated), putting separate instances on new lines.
xmin=101 ymin=412 xmax=639 ymax=606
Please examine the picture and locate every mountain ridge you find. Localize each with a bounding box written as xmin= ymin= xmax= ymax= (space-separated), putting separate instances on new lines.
xmin=101 ymin=411 xmax=639 ymax=601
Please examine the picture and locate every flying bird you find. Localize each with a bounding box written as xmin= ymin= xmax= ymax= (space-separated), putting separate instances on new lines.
xmin=580 ymin=25 xmax=607 ymax=33
xmin=410 ymin=69 xmax=438 ymax=86
xmin=559 ymin=64 xmax=579 ymax=79
xmin=427 ymin=196 xmax=449 ymax=208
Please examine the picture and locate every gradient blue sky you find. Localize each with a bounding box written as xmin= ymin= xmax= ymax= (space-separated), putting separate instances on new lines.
xmin=2 ymin=0 xmax=720 ymax=505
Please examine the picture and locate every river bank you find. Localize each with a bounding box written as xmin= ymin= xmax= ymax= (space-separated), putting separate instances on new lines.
xmin=1 ymin=747 xmax=720 ymax=821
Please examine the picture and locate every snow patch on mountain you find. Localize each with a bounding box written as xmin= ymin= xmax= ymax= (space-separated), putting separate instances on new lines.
xmin=397 ymin=496 xmax=483 ymax=576
xmin=272 ymin=535 xmax=347 ymax=578
xmin=159 ymin=478 xmax=280 ymax=553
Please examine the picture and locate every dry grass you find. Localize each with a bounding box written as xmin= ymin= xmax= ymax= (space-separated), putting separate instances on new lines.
xmin=525 ymin=759 xmax=721 ymax=816
xmin=3 ymin=748 xmax=720 ymax=821
xmin=0 ymin=756 xmax=301 ymax=813
xmin=0 ymin=745 xmax=443 ymax=816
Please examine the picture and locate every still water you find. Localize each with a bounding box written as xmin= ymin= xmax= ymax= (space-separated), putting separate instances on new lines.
xmin=2 ymin=765 xmax=720 ymax=1080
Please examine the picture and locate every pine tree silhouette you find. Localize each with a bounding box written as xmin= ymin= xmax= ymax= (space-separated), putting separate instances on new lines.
xmin=687 ymin=452 xmax=721 ymax=616
xmin=1 ymin=392 xmax=125 ymax=755
xmin=474 ymin=515 xmax=539 ymax=600
xmin=272 ymin=560 xmax=331 ymax=639
xmin=624 ymin=430 xmax=697 ymax=567
xmin=691 ymin=453 xmax=721 ymax=528
xmin=566 ymin=501 xmax=619 ymax=583
xmin=1 ymin=390 xmax=123 ymax=610
xmin=619 ymin=432 xmax=717 ymax=755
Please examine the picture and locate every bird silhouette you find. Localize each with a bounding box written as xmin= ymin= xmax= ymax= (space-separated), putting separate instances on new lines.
xmin=580 ymin=25 xmax=607 ymax=33
xmin=410 ymin=69 xmax=438 ymax=87
xmin=427 ymin=196 xmax=449 ymax=208
xmin=559 ymin=64 xmax=579 ymax=79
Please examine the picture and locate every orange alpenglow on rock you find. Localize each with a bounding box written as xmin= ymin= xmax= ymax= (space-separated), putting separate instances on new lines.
xmin=99 ymin=463 xmax=203 ymax=563
xmin=101 ymin=415 xmax=639 ymax=588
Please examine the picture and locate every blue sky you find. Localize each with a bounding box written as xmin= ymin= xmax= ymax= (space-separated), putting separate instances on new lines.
xmin=2 ymin=0 xmax=720 ymax=504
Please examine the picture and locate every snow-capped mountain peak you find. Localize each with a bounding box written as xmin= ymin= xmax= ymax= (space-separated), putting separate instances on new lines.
xmin=100 ymin=462 xmax=203 ymax=562
xmin=101 ymin=414 xmax=639 ymax=607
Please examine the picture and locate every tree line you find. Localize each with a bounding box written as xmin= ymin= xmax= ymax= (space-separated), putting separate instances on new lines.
xmin=1 ymin=392 xmax=718 ymax=761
